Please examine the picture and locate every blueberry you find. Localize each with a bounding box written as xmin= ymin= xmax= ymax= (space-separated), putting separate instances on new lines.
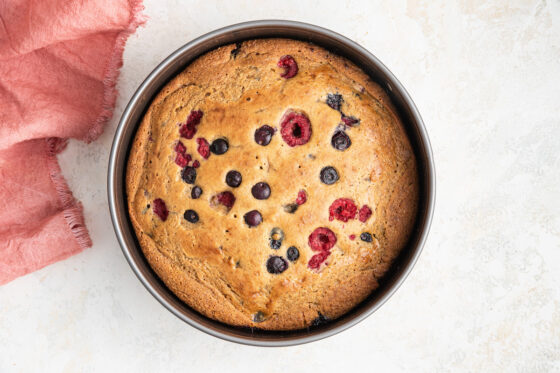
xmin=266 ymin=256 xmax=288 ymax=274
xmin=270 ymin=227 xmax=284 ymax=241
xmin=191 ymin=186 xmax=202 ymax=199
xmin=269 ymin=239 xmax=282 ymax=250
xmin=244 ymin=210 xmax=263 ymax=227
xmin=254 ymin=125 xmax=274 ymax=146
xmin=311 ymin=312 xmax=329 ymax=327
xmin=210 ymin=138 xmax=229 ymax=155
xmin=326 ymin=93 xmax=343 ymax=111
xmin=320 ymin=166 xmax=339 ymax=185
xmin=287 ymin=246 xmax=299 ymax=262
xmin=231 ymin=42 xmax=242 ymax=59
xmin=253 ymin=311 xmax=266 ymax=323
xmin=184 ymin=209 xmax=199 ymax=223
xmin=225 ymin=170 xmax=242 ymax=188
xmin=251 ymin=182 xmax=271 ymax=200
xmin=269 ymin=227 xmax=284 ymax=249
xmin=283 ymin=203 xmax=298 ymax=213
xmin=331 ymin=131 xmax=351 ymax=151
xmin=360 ymin=232 xmax=373 ymax=242
xmin=181 ymin=166 xmax=197 ymax=184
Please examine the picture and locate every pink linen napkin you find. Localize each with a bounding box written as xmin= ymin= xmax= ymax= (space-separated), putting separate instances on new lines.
xmin=0 ymin=0 xmax=145 ymax=284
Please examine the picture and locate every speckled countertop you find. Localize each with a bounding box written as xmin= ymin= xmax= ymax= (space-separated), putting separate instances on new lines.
xmin=1 ymin=1 xmax=559 ymax=371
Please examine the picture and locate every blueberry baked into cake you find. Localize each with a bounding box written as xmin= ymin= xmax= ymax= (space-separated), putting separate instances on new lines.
xmin=126 ymin=38 xmax=418 ymax=330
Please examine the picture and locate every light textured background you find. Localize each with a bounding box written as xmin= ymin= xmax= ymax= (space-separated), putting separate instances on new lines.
xmin=1 ymin=0 xmax=559 ymax=371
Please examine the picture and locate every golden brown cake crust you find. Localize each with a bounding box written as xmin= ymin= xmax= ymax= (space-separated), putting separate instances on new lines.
xmin=126 ymin=38 xmax=418 ymax=330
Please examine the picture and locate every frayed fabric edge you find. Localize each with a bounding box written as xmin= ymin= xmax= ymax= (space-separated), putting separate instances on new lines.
xmin=84 ymin=0 xmax=147 ymax=143
xmin=46 ymin=137 xmax=92 ymax=250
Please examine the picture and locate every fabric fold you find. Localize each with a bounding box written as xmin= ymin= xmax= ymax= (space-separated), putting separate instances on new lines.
xmin=0 ymin=0 xmax=145 ymax=285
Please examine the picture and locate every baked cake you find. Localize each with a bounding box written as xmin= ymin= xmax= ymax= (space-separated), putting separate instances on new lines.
xmin=126 ymin=38 xmax=418 ymax=330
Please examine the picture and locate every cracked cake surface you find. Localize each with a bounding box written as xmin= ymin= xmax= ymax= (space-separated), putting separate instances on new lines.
xmin=126 ymin=38 xmax=419 ymax=330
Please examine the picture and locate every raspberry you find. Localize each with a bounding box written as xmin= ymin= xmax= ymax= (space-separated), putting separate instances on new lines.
xmin=216 ymin=191 xmax=235 ymax=209
xmin=341 ymin=114 xmax=360 ymax=127
xmin=174 ymin=152 xmax=191 ymax=167
xmin=349 ymin=234 xmax=356 ymax=240
xmin=187 ymin=110 xmax=203 ymax=125
xmin=152 ymin=198 xmax=168 ymax=221
xmin=174 ymin=141 xmax=186 ymax=154
xmin=277 ymin=55 xmax=298 ymax=79
xmin=359 ymin=205 xmax=372 ymax=222
xmin=329 ymin=198 xmax=357 ymax=222
xmin=308 ymin=227 xmax=337 ymax=252
xmin=196 ymin=137 xmax=210 ymax=159
xmin=174 ymin=141 xmax=190 ymax=167
xmin=280 ymin=110 xmax=312 ymax=147
xmin=306 ymin=228 xmax=338 ymax=269
xmin=179 ymin=122 xmax=197 ymax=139
xmin=179 ymin=110 xmax=203 ymax=139
xmin=296 ymin=189 xmax=307 ymax=205
xmin=308 ymin=251 xmax=330 ymax=270
xmin=192 ymin=160 xmax=200 ymax=168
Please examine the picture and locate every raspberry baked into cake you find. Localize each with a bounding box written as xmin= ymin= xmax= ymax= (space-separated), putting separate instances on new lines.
xmin=126 ymin=38 xmax=418 ymax=330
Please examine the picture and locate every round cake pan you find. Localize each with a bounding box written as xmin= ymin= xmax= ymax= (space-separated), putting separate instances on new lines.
xmin=108 ymin=20 xmax=435 ymax=346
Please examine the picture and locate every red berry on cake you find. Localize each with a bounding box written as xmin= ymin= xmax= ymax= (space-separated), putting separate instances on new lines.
xmin=341 ymin=114 xmax=360 ymax=127
xmin=308 ymin=251 xmax=330 ymax=270
xmin=179 ymin=110 xmax=203 ymax=139
xmin=277 ymin=55 xmax=298 ymax=78
xmin=359 ymin=205 xmax=372 ymax=223
xmin=280 ymin=110 xmax=312 ymax=147
xmin=174 ymin=141 xmax=186 ymax=154
xmin=174 ymin=152 xmax=190 ymax=167
xmin=296 ymin=190 xmax=307 ymax=205
xmin=152 ymin=198 xmax=168 ymax=221
xmin=308 ymin=227 xmax=337 ymax=252
xmin=196 ymin=137 xmax=210 ymax=159
xmin=215 ymin=191 xmax=236 ymax=209
xmin=328 ymin=198 xmax=357 ymax=222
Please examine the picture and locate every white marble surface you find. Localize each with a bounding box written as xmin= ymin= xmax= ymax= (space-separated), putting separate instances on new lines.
xmin=1 ymin=0 xmax=560 ymax=371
